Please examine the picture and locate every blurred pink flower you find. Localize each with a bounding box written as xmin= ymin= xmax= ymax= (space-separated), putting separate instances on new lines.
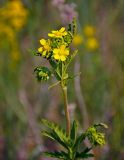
xmin=51 ymin=0 xmax=78 ymax=24
xmin=60 ymin=3 xmax=78 ymax=23
xmin=52 ymin=0 xmax=65 ymax=6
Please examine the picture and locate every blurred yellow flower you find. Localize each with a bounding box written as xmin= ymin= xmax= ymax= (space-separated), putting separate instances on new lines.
xmin=73 ymin=34 xmax=83 ymax=46
xmin=38 ymin=39 xmax=51 ymax=56
xmin=84 ymin=25 xmax=96 ymax=37
xmin=53 ymin=45 xmax=69 ymax=61
xmin=0 ymin=24 xmax=15 ymax=41
xmin=86 ymin=38 xmax=99 ymax=50
xmin=11 ymin=48 xmax=20 ymax=62
xmin=0 ymin=24 xmax=21 ymax=66
xmin=0 ymin=0 xmax=28 ymax=65
xmin=48 ymin=27 xmax=67 ymax=38
xmin=11 ymin=17 xmax=26 ymax=30
xmin=0 ymin=0 xmax=28 ymax=30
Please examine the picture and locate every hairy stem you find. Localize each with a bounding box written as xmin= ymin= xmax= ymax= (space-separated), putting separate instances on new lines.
xmin=61 ymin=85 xmax=70 ymax=136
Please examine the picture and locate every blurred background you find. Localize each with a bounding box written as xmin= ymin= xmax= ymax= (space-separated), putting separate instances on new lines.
xmin=0 ymin=0 xmax=124 ymax=159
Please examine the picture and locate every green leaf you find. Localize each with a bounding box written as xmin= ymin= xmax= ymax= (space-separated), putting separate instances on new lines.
xmin=65 ymin=49 xmax=78 ymax=72
xmin=68 ymin=23 xmax=72 ymax=32
xmin=42 ymin=151 xmax=69 ymax=159
xmin=63 ymin=73 xmax=68 ymax=80
xmin=94 ymin=123 xmax=108 ymax=129
xmin=28 ymin=49 xmax=39 ymax=56
xmin=86 ymin=124 xmax=106 ymax=146
xmin=41 ymin=131 xmax=55 ymax=140
xmin=83 ymin=147 xmax=92 ymax=154
xmin=52 ymin=131 xmax=70 ymax=149
xmin=76 ymin=152 xmax=94 ymax=158
xmin=48 ymin=81 xmax=61 ymax=90
xmin=49 ymin=59 xmax=62 ymax=80
xmin=54 ymin=70 xmax=62 ymax=81
xmin=41 ymin=119 xmax=71 ymax=149
xmin=42 ymin=130 xmax=69 ymax=149
xmin=44 ymin=131 xmax=69 ymax=149
xmin=73 ymin=133 xmax=86 ymax=151
xmin=49 ymin=59 xmax=57 ymax=69
xmin=67 ymin=72 xmax=81 ymax=81
xmin=34 ymin=66 xmax=51 ymax=81
xmin=70 ymin=120 xmax=78 ymax=143
xmin=72 ymin=17 xmax=77 ymax=35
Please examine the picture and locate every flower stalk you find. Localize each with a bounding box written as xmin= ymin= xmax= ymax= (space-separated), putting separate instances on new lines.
xmin=61 ymin=85 xmax=70 ymax=136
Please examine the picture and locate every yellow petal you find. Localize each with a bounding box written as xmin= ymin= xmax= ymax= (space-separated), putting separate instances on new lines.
xmin=63 ymin=31 xmax=67 ymax=35
xmin=60 ymin=27 xmax=65 ymax=32
xmin=40 ymin=39 xmax=46 ymax=45
xmin=54 ymin=54 xmax=60 ymax=60
xmin=64 ymin=50 xmax=69 ymax=55
xmin=42 ymin=50 xmax=47 ymax=56
xmin=48 ymin=33 xmax=54 ymax=37
xmin=53 ymin=49 xmax=59 ymax=54
xmin=60 ymin=55 xmax=66 ymax=61
xmin=60 ymin=45 xmax=66 ymax=50
xmin=52 ymin=31 xmax=57 ymax=33
xmin=38 ymin=47 xmax=43 ymax=52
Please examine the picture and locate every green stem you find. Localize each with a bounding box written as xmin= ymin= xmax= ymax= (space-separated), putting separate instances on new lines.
xmin=61 ymin=85 xmax=70 ymax=136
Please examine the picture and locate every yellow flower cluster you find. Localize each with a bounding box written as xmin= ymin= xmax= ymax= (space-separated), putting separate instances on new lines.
xmin=35 ymin=20 xmax=77 ymax=83
xmin=38 ymin=27 xmax=70 ymax=61
xmin=73 ymin=25 xmax=99 ymax=51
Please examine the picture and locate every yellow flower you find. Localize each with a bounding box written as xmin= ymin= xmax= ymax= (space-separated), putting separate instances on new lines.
xmin=38 ymin=39 xmax=51 ymax=56
xmin=53 ymin=45 xmax=69 ymax=61
xmin=73 ymin=34 xmax=83 ymax=46
xmin=48 ymin=27 xmax=67 ymax=38
xmin=84 ymin=25 xmax=96 ymax=37
xmin=86 ymin=38 xmax=99 ymax=50
xmin=0 ymin=0 xmax=28 ymax=30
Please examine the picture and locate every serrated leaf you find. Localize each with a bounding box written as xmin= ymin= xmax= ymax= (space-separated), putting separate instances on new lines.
xmin=94 ymin=123 xmax=108 ymax=129
xmin=68 ymin=23 xmax=72 ymax=32
xmin=73 ymin=133 xmax=86 ymax=151
xmin=52 ymin=131 xmax=70 ymax=149
xmin=70 ymin=120 xmax=78 ymax=143
xmin=41 ymin=131 xmax=55 ymax=140
xmin=41 ymin=119 xmax=55 ymax=129
xmin=76 ymin=152 xmax=94 ymax=158
xmin=42 ymin=130 xmax=69 ymax=149
xmin=41 ymin=119 xmax=71 ymax=149
xmin=72 ymin=17 xmax=77 ymax=35
xmin=28 ymin=49 xmax=39 ymax=56
xmin=42 ymin=151 xmax=69 ymax=159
